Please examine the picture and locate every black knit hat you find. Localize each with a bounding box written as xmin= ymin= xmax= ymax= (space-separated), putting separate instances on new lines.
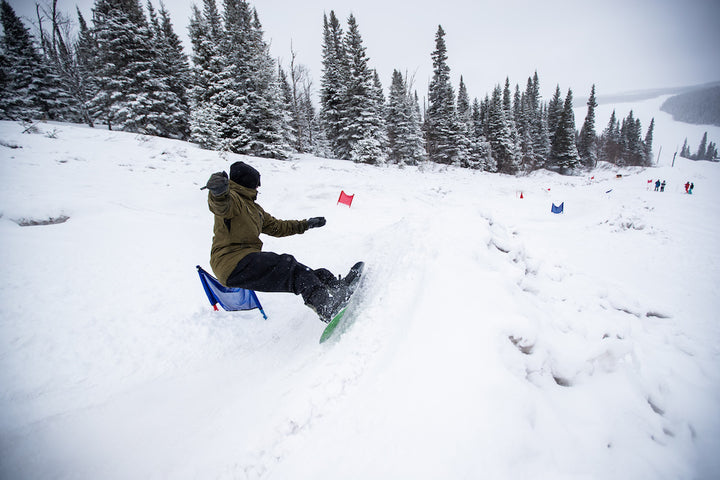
xmin=229 ymin=161 xmax=261 ymax=189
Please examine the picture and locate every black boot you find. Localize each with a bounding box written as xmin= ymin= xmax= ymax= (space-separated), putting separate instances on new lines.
xmin=313 ymin=268 xmax=342 ymax=287
xmin=305 ymin=283 xmax=352 ymax=323
xmin=341 ymin=261 xmax=365 ymax=288
xmin=314 ymin=262 xmax=365 ymax=289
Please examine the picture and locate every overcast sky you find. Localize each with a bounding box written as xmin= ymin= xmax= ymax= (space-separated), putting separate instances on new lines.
xmin=9 ymin=0 xmax=720 ymax=104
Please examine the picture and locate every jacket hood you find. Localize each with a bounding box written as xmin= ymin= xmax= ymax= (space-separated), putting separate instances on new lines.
xmin=230 ymin=181 xmax=258 ymax=200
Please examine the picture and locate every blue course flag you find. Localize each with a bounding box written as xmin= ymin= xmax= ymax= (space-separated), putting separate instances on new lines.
xmin=551 ymin=202 xmax=564 ymax=214
xmin=196 ymin=266 xmax=267 ymax=319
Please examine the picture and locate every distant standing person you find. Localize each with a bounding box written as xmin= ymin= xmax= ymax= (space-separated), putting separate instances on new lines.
xmin=685 ymin=182 xmax=690 ymax=193
xmin=655 ymin=180 xmax=661 ymax=191
xmin=689 ymin=182 xmax=694 ymax=194
xmin=660 ymin=180 xmax=666 ymax=192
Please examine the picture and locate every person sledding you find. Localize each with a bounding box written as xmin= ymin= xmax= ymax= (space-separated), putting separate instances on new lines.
xmin=203 ymin=161 xmax=363 ymax=323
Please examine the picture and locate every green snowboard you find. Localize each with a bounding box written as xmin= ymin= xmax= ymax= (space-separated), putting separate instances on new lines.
xmin=319 ymin=307 xmax=349 ymax=343
xmin=319 ymin=261 xmax=365 ymax=343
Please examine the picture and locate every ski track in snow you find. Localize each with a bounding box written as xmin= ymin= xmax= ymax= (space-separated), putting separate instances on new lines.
xmin=1 ymin=112 xmax=719 ymax=479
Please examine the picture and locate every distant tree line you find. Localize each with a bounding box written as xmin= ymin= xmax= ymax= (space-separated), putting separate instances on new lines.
xmin=680 ymin=132 xmax=718 ymax=161
xmin=1 ymin=0 xmax=656 ymax=173
xmin=660 ymin=86 xmax=720 ymax=127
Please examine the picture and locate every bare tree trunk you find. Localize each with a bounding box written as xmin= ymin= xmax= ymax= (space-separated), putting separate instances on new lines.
xmin=289 ymin=43 xmax=303 ymax=152
xmin=35 ymin=3 xmax=47 ymax=56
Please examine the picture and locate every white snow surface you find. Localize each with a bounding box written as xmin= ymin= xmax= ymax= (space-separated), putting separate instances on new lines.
xmin=1 ymin=99 xmax=719 ymax=479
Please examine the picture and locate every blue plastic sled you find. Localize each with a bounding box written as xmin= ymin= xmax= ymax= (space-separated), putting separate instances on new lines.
xmin=196 ymin=265 xmax=267 ymax=319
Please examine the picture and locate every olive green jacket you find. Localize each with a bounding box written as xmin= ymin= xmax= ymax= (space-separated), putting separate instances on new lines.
xmin=208 ymin=181 xmax=309 ymax=285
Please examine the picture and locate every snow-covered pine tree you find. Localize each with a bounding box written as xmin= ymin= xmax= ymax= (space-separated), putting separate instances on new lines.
xmin=386 ymin=69 xmax=409 ymax=163
xmin=696 ymin=131 xmax=707 ymax=160
xmin=517 ymin=77 xmax=533 ymax=170
xmin=502 ymin=78 xmax=513 ymax=118
xmin=515 ymin=90 xmax=535 ymax=172
xmin=90 ymin=0 xmax=158 ymax=132
xmin=210 ymin=0 xmax=252 ymax=153
xmin=188 ymin=0 xmax=224 ymax=149
xmin=535 ymin=104 xmax=551 ymax=169
xmin=75 ymin=8 xmax=96 ymax=76
xmin=617 ymin=114 xmax=629 ymax=165
xmin=547 ymin=84 xmax=563 ymax=147
xmin=339 ymin=14 xmax=383 ymax=164
xmin=471 ymin=98 xmax=482 ymax=135
xmin=454 ymin=75 xmax=474 ymax=167
xmin=426 ymin=25 xmax=458 ymax=165
xmin=578 ymin=84 xmax=598 ymax=168
xmin=407 ymin=90 xmax=427 ymax=165
xmin=277 ymin=64 xmax=298 ymax=151
xmin=618 ymin=113 xmax=630 ymax=165
xmin=136 ymin=0 xmax=191 ymax=139
xmin=149 ymin=1 xmax=191 ymax=139
xmin=73 ymin=8 xmax=98 ymax=126
xmin=217 ymin=2 xmax=289 ymax=158
xmin=599 ymin=110 xmax=621 ymax=164
xmin=0 ymin=0 xmax=54 ymax=120
xmin=486 ymin=84 xmax=520 ymax=174
xmin=549 ymin=88 xmax=580 ymax=173
xmin=526 ymin=72 xmax=550 ymax=169
xmin=706 ymin=140 xmax=718 ymax=160
xmin=634 ymin=118 xmax=643 ymax=164
xmin=502 ymin=77 xmax=521 ymax=168
xmin=619 ymin=110 xmax=644 ymax=166
xmin=524 ymin=72 xmax=540 ymax=118
xmin=386 ymin=85 xmax=427 ymax=166
xmin=680 ymin=138 xmax=690 ymax=158
xmin=513 ymin=84 xmax=522 ymax=123
xmin=319 ymin=11 xmax=347 ymax=159
xmin=480 ymin=94 xmax=489 ymax=135
xmin=470 ymin=97 xmax=493 ymax=171
xmin=643 ymin=118 xmax=654 ymax=165
xmin=370 ymin=70 xmax=387 ymax=154
xmin=244 ymin=8 xmax=290 ymax=158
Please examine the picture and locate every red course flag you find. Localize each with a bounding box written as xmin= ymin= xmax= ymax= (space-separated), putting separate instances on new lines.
xmin=337 ymin=190 xmax=354 ymax=207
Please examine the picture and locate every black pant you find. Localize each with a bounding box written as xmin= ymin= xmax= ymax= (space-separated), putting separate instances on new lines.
xmin=226 ymin=252 xmax=327 ymax=302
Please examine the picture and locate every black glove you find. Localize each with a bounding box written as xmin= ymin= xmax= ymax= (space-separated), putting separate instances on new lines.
xmin=307 ymin=217 xmax=326 ymax=229
xmin=203 ymin=171 xmax=229 ymax=196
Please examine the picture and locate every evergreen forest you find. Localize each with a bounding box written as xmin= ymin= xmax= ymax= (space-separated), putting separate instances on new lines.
xmin=1 ymin=0 xmax=664 ymax=173
xmin=660 ymin=85 xmax=720 ymax=127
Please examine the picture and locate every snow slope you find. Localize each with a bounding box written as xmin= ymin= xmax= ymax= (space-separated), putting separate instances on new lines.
xmin=1 ymin=100 xmax=719 ymax=479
